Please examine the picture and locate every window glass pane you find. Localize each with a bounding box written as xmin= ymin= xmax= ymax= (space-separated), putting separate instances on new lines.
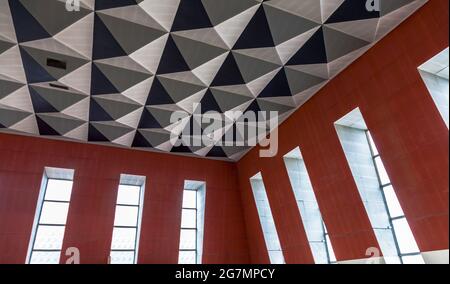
xmin=392 ymin=218 xmax=420 ymax=254
xmin=402 ymin=254 xmax=425 ymax=264
xmin=374 ymin=157 xmax=390 ymax=185
xmin=182 ymin=190 xmax=196 ymax=209
xmin=178 ymin=251 xmax=196 ymax=264
xmin=33 ymin=225 xmax=65 ymax=250
xmin=367 ymin=132 xmax=379 ymax=156
xmin=268 ymin=250 xmax=285 ymax=264
xmin=383 ymin=186 xmax=404 ymax=218
xmin=181 ymin=209 xmax=196 ymax=229
xmin=180 ymin=229 xmax=196 ymax=250
xmin=325 ymin=235 xmax=337 ymax=263
xmin=117 ymin=185 xmax=140 ymax=205
xmin=384 ymin=255 xmax=402 ymax=264
xmin=30 ymin=251 xmax=61 ymax=264
xmin=111 ymin=227 xmax=137 ymax=250
xmin=110 ymin=251 xmax=135 ymax=264
xmin=45 ymin=179 xmax=73 ymax=201
xmin=39 ymin=202 xmax=70 ymax=225
xmin=114 ymin=206 xmax=138 ymax=227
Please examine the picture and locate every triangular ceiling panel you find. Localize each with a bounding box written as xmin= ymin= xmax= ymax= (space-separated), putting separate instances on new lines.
xmin=0 ymin=0 xmax=428 ymax=161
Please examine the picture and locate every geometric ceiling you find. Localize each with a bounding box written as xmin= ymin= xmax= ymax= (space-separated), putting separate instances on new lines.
xmin=0 ymin=0 xmax=427 ymax=161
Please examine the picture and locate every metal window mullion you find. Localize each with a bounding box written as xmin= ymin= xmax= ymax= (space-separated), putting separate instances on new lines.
xmin=194 ymin=189 xmax=198 ymax=264
xmin=114 ymin=202 xmax=139 ymax=228
xmin=183 ymin=188 xmax=198 ymax=192
xmin=43 ymin=200 xmax=70 ymax=204
xmin=320 ymin=221 xmax=333 ymax=264
xmin=31 ymin=249 xmax=62 ymax=252
xmin=400 ymin=252 xmax=422 ymax=257
xmin=113 ymin=225 xmax=138 ymax=229
xmin=116 ymin=203 xmax=139 ymax=207
xmin=365 ymin=131 xmax=404 ymax=264
xmin=47 ymin=178 xmax=73 ymax=182
xmin=30 ymin=177 xmax=50 ymax=263
xmin=381 ymin=182 xmax=392 ymax=188
xmin=179 ymin=188 xmax=199 ymax=264
xmin=133 ymin=184 xmax=143 ymax=264
xmin=37 ymin=223 xmax=66 ymax=227
xmin=390 ymin=215 xmax=406 ymax=222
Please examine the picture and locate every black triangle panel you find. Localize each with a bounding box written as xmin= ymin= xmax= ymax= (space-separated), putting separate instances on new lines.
xmin=244 ymin=99 xmax=261 ymax=113
xmin=92 ymin=14 xmax=127 ymax=60
xmin=171 ymin=0 xmax=213 ymax=32
xmin=88 ymin=123 xmax=110 ymax=142
xmin=29 ymin=87 xmax=58 ymax=113
xmin=207 ymin=146 xmax=227 ymax=157
xmin=171 ymin=144 xmax=193 ymax=153
xmin=200 ymin=90 xmax=222 ymax=113
xmin=8 ymin=0 xmax=51 ymax=43
xmin=146 ymin=78 xmax=176 ymax=105
xmin=258 ymin=69 xmax=292 ymax=98
xmin=91 ymin=63 xmax=120 ymax=95
xmin=287 ymin=27 xmax=328 ymax=65
xmin=95 ymin=0 xmax=138 ymax=11
xmin=19 ymin=47 xmax=55 ymax=84
xmin=36 ymin=116 xmax=60 ymax=136
xmin=137 ymin=108 xmax=163 ymax=129
xmin=211 ymin=53 xmax=245 ymax=86
xmin=156 ymin=35 xmax=191 ymax=74
xmin=89 ymin=99 xmax=115 ymax=122
xmin=132 ymin=131 xmax=152 ymax=148
xmin=233 ymin=6 xmax=275 ymax=49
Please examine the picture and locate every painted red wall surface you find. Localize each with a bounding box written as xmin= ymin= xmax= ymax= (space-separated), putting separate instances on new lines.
xmin=0 ymin=133 xmax=250 ymax=264
xmin=236 ymin=0 xmax=449 ymax=263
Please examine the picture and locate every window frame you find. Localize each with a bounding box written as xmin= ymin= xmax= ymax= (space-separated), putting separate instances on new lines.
xmin=28 ymin=177 xmax=73 ymax=264
xmin=110 ymin=183 xmax=144 ymax=264
xmin=179 ymin=188 xmax=198 ymax=263
xmin=365 ymin=131 xmax=422 ymax=263
xmin=323 ymin=224 xmax=336 ymax=264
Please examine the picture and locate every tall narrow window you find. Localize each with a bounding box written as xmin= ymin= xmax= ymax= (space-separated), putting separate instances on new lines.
xmin=418 ymin=47 xmax=449 ymax=128
xmin=366 ymin=132 xmax=424 ymax=264
xmin=324 ymin=226 xmax=337 ymax=263
xmin=249 ymin=173 xmax=285 ymax=264
xmin=284 ymin=148 xmax=336 ymax=264
xmin=335 ymin=108 xmax=424 ymax=264
xmin=178 ymin=181 xmax=206 ymax=264
xmin=110 ymin=174 xmax=146 ymax=264
xmin=27 ymin=167 xmax=74 ymax=264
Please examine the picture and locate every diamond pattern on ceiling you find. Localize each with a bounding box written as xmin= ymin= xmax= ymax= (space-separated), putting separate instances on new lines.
xmin=0 ymin=0 xmax=427 ymax=161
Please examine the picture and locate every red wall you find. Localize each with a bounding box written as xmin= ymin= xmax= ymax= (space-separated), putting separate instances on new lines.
xmin=236 ymin=0 xmax=449 ymax=263
xmin=0 ymin=133 xmax=250 ymax=264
